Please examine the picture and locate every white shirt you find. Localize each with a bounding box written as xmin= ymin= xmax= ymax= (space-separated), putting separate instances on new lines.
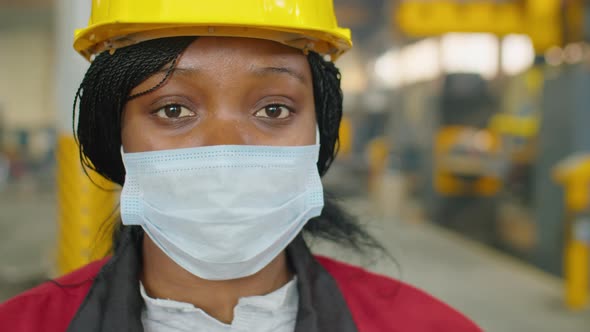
xmin=140 ymin=278 xmax=299 ymax=332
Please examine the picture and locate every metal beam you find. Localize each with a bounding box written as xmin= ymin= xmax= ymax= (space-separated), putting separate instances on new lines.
xmin=395 ymin=0 xmax=579 ymax=53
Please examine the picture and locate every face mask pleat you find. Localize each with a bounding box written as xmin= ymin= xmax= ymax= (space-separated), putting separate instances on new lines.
xmin=120 ymin=134 xmax=324 ymax=280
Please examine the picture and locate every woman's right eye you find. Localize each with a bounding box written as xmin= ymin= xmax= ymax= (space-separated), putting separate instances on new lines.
xmin=153 ymin=104 xmax=195 ymax=119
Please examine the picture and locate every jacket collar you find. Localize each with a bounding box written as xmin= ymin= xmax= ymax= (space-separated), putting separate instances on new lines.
xmin=67 ymin=233 xmax=358 ymax=332
xmin=288 ymin=235 xmax=358 ymax=332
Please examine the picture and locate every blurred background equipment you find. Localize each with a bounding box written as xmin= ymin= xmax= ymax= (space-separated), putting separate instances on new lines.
xmin=554 ymin=154 xmax=590 ymax=310
xmin=432 ymin=73 xmax=502 ymax=245
xmin=1 ymin=0 xmax=590 ymax=330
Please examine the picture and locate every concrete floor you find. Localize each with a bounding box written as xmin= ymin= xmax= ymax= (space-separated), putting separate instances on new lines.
xmin=0 ymin=183 xmax=56 ymax=301
xmin=1 ymin=187 xmax=589 ymax=331
xmin=313 ymin=199 xmax=590 ymax=332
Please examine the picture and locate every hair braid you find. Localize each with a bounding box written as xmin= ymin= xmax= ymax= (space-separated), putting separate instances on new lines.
xmin=307 ymin=52 xmax=343 ymax=176
xmin=74 ymin=37 xmax=196 ymax=185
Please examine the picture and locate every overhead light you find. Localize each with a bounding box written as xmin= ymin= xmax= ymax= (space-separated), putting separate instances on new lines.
xmin=502 ymin=34 xmax=535 ymax=75
xmin=399 ymin=38 xmax=441 ymax=84
xmin=374 ymin=38 xmax=440 ymax=88
xmin=374 ymin=49 xmax=403 ymax=88
xmin=564 ymin=43 xmax=584 ymax=64
xmin=545 ymin=46 xmax=563 ymax=66
xmin=441 ymin=33 xmax=499 ymax=79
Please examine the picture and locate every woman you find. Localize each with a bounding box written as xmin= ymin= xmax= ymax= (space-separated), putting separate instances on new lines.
xmin=0 ymin=1 xmax=481 ymax=331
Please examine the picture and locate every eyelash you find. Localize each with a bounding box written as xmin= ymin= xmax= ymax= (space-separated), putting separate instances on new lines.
xmin=151 ymin=103 xmax=195 ymax=119
xmin=148 ymin=101 xmax=296 ymax=121
xmin=254 ymin=104 xmax=294 ymax=119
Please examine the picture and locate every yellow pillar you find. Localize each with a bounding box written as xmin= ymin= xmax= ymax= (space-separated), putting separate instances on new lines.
xmin=554 ymin=156 xmax=590 ymax=310
xmin=338 ymin=115 xmax=353 ymax=157
xmin=367 ymin=137 xmax=390 ymax=193
xmin=55 ymin=0 xmax=117 ymax=275
xmin=55 ymin=136 xmax=117 ymax=274
xmin=565 ymin=241 xmax=589 ymax=309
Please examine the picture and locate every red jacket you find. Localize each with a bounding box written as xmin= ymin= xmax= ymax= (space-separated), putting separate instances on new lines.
xmin=0 ymin=255 xmax=480 ymax=332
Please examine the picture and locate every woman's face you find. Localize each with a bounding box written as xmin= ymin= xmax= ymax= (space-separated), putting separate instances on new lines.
xmin=122 ymin=37 xmax=316 ymax=152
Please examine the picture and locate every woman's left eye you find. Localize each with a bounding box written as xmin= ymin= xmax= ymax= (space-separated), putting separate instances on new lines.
xmin=254 ymin=105 xmax=292 ymax=119
xmin=153 ymin=104 xmax=195 ymax=119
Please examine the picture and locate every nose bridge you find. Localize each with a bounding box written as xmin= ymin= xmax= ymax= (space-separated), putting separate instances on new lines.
xmin=198 ymin=114 xmax=250 ymax=147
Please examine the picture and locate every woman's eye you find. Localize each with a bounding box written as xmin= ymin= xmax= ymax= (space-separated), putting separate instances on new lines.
xmin=254 ymin=105 xmax=292 ymax=119
xmin=154 ymin=104 xmax=195 ymax=119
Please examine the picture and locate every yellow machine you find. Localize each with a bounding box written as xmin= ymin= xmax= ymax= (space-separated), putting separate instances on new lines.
xmin=434 ymin=126 xmax=503 ymax=197
xmin=395 ymin=0 xmax=589 ymax=310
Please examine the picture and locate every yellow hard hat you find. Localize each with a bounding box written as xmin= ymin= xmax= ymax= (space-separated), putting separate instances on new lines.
xmin=74 ymin=0 xmax=352 ymax=62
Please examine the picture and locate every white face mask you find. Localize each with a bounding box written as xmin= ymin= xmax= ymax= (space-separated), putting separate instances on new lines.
xmin=120 ymin=131 xmax=323 ymax=280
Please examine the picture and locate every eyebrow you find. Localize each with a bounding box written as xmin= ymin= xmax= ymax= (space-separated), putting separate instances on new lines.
xmin=250 ymin=65 xmax=307 ymax=84
xmin=160 ymin=65 xmax=307 ymax=85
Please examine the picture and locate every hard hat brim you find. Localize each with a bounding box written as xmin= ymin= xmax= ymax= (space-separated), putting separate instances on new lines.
xmin=74 ymin=23 xmax=352 ymax=62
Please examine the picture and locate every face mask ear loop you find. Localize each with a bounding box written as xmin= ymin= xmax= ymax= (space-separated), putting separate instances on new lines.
xmin=120 ymin=146 xmax=131 ymax=171
xmin=315 ymin=126 xmax=320 ymax=145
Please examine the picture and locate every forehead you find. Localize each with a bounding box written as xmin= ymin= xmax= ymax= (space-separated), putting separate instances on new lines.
xmin=174 ymin=37 xmax=311 ymax=77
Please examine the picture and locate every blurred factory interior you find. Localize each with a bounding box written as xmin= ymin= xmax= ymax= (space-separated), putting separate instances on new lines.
xmin=1 ymin=0 xmax=590 ymax=331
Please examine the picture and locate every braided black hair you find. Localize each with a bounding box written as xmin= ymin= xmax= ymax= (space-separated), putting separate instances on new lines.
xmin=74 ymin=37 xmax=195 ymax=186
xmin=75 ymin=37 xmax=383 ymax=255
